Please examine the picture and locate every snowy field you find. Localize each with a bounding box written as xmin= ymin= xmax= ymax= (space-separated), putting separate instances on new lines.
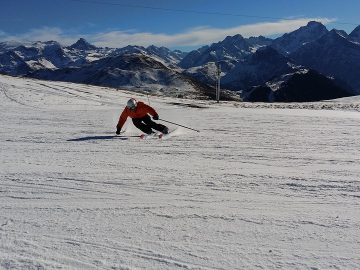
xmin=1 ymin=75 xmax=360 ymax=270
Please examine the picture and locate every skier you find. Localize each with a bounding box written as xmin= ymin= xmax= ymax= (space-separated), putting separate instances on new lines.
xmin=116 ymin=98 xmax=169 ymax=135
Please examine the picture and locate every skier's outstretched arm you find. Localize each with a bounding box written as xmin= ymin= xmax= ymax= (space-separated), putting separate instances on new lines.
xmin=116 ymin=109 xmax=128 ymax=134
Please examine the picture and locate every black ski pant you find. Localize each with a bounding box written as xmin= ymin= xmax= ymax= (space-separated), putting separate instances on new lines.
xmin=132 ymin=115 xmax=167 ymax=134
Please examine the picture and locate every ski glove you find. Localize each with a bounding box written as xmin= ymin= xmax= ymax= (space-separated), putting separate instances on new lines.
xmin=116 ymin=128 xmax=121 ymax=135
xmin=153 ymin=114 xmax=159 ymax=120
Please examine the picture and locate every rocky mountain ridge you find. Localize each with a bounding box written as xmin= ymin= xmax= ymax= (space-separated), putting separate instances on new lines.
xmin=1 ymin=21 xmax=359 ymax=101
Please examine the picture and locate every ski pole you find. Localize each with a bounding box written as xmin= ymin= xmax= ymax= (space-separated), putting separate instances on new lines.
xmin=159 ymin=118 xmax=200 ymax=132
xmin=147 ymin=93 xmax=151 ymax=106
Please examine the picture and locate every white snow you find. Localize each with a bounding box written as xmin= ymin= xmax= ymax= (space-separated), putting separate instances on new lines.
xmin=26 ymin=58 xmax=57 ymax=70
xmin=250 ymin=45 xmax=265 ymax=53
xmin=85 ymin=53 xmax=103 ymax=62
xmin=1 ymin=75 xmax=360 ymax=269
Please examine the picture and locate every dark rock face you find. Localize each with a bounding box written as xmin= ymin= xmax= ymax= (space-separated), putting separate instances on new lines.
xmin=222 ymin=46 xmax=293 ymax=91
xmin=290 ymin=30 xmax=360 ymax=93
xmin=349 ymin=25 xmax=360 ymax=42
xmin=246 ymin=70 xmax=353 ymax=102
xmin=69 ymin=38 xmax=97 ymax=50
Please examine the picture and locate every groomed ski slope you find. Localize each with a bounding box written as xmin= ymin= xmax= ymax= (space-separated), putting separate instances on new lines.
xmin=0 ymin=75 xmax=360 ymax=270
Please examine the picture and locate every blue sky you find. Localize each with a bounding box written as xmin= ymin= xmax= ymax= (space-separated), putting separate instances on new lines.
xmin=0 ymin=0 xmax=359 ymax=50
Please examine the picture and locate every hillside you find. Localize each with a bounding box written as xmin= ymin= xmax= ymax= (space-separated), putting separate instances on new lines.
xmin=1 ymin=75 xmax=360 ymax=269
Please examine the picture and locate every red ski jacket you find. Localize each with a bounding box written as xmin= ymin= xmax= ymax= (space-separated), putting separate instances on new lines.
xmin=117 ymin=101 xmax=158 ymax=130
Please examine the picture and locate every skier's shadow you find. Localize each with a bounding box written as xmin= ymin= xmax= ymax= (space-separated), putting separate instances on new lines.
xmin=67 ymin=135 xmax=129 ymax=142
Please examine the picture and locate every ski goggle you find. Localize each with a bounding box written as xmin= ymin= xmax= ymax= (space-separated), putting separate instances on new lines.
xmin=127 ymin=103 xmax=136 ymax=110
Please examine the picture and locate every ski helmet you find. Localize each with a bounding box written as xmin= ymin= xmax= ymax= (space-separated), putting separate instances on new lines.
xmin=126 ymin=98 xmax=137 ymax=110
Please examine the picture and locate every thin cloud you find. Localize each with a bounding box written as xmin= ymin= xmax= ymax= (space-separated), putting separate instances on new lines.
xmin=90 ymin=17 xmax=335 ymax=47
xmin=0 ymin=27 xmax=76 ymax=45
xmin=0 ymin=18 xmax=335 ymax=48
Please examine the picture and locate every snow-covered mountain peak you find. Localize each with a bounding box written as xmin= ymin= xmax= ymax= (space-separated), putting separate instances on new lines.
xmin=219 ymin=34 xmax=249 ymax=50
xmin=0 ymin=41 xmax=31 ymax=52
xmin=41 ymin=40 xmax=62 ymax=46
xmin=179 ymin=34 xmax=254 ymax=69
xmin=145 ymin=45 xmax=186 ymax=65
xmin=246 ymin=36 xmax=272 ymax=46
xmin=289 ymin=21 xmax=328 ymax=38
xmin=29 ymin=40 xmax=62 ymax=50
xmin=147 ymin=45 xmax=168 ymax=52
xmin=146 ymin=45 xmax=173 ymax=57
xmin=112 ymin=45 xmax=147 ymax=56
xmin=12 ymin=41 xmax=64 ymax=60
xmin=223 ymin=34 xmax=245 ymax=43
xmin=272 ymin=21 xmax=328 ymax=54
xmin=69 ymin=38 xmax=97 ymax=50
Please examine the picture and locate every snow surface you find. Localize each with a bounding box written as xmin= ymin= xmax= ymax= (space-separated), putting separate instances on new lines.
xmin=26 ymin=58 xmax=57 ymax=70
xmin=1 ymin=75 xmax=360 ymax=270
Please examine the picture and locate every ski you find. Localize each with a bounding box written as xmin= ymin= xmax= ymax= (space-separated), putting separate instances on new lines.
xmin=139 ymin=133 xmax=159 ymax=140
xmin=158 ymin=132 xmax=171 ymax=139
xmin=140 ymin=131 xmax=171 ymax=140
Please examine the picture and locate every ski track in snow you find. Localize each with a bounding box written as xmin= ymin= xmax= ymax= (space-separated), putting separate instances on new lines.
xmin=1 ymin=75 xmax=360 ymax=269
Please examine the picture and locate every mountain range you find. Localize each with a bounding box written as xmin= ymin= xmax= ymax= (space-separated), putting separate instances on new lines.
xmin=1 ymin=21 xmax=360 ymax=102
